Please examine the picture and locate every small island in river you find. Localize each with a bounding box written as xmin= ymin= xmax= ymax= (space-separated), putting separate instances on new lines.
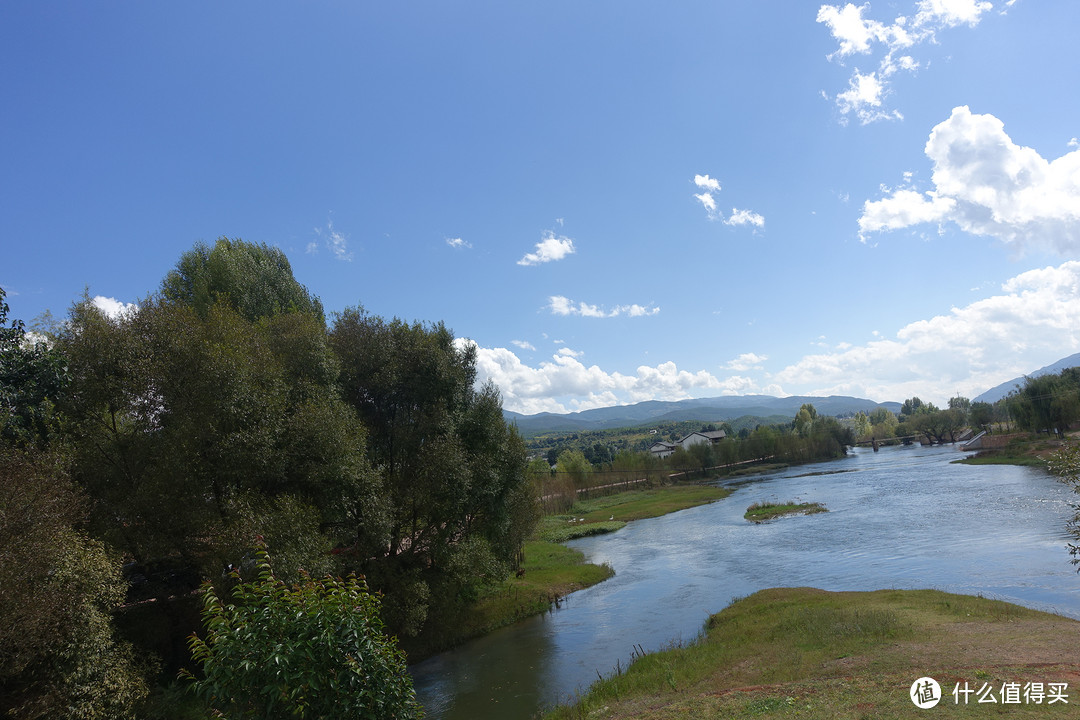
xmin=744 ymin=500 xmax=828 ymax=523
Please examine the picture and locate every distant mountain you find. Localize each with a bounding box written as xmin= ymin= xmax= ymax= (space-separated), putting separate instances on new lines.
xmin=973 ymin=352 xmax=1080 ymax=404
xmin=504 ymin=395 xmax=901 ymax=437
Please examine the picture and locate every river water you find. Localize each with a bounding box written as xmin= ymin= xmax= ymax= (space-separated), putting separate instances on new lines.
xmin=411 ymin=444 xmax=1080 ymax=719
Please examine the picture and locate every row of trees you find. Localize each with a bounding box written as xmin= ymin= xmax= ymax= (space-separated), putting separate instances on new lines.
xmin=1 ymin=238 xmax=537 ymax=718
xmin=534 ymin=407 xmax=855 ymax=512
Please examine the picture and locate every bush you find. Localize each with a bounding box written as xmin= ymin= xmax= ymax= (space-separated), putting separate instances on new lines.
xmin=185 ymin=544 xmax=422 ymax=719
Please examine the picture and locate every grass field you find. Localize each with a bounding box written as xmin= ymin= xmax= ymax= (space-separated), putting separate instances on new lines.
xmin=544 ymin=587 xmax=1080 ymax=719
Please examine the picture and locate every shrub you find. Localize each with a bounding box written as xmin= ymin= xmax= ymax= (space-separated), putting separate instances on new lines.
xmin=185 ymin=544 xmax=422 ymax=719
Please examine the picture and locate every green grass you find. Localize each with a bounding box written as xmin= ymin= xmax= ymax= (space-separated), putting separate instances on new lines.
xmin=544 ymin=588 xmax=1080 ymax=719
xmin=537 ymin=485 xmax=730 ymax=542
xmin=405 ymin=540 xmax=614 ymax=660
xmin=410 ymin=485 xmax=730 ymax=660
xmin=954 ymin=453 xmax=1048 ymax=467
xmin=744 ymin=500 xmax=828 ymax=523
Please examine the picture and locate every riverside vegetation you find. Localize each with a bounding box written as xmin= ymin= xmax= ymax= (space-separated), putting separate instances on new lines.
xmin=4 ymin=237 xmax=1080 ymax=718
xmin=544 ymin=587 xmax=1080 ymax=719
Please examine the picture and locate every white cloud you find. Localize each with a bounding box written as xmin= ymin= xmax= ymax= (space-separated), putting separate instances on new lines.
xmin=724 ymin=352 xmax=768 ymax=371
xmin=547 ymin=295 xmax=660 ymax=318
xmin=694 ymin=174 xmax=722 ymax=192
xmin=693 ymin=174 xmax=765 ymax=228
xmin=914 ymin=0 xmax=993 ymax=28
xmin=771 ymin=260 xmax=1080 ymax=404
xmin=724 ymin=208 xmax=766 ymax=228
xmin=517 ymin=231 xmax=576 ymax=266
xmin=92 ymin=295 xmax=138 ymax=319
xmin=818 ymin=1 xmax=994 ymax=124
xmin=446 ymin=237 xmax=472 ymax=249
xmin=459 ymin=340 xmax=741 ymax=414
xmin=694 ymin=191 xmax=718 ymax=214
xmin=835 ymin=69 xmax=904 ymax=125
xmin=816 ymin=3 xmax=889 ymax=58
xmin=860 ymin=106 xmax=1080 ymax=253
xmin=511 ymin=339 xmax=536 ymax=351
xmin=311 ymin=219 xmax=353 ymax=261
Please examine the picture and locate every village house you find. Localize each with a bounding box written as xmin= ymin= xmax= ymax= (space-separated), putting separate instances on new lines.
xmin=649 ymin=429 xmax=727 ymax=459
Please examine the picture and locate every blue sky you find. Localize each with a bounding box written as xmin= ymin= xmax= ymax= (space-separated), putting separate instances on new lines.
xmin=3 ymin=1 xmax=1079 ymax=414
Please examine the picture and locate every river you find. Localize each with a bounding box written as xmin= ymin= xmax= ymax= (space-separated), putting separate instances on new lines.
xmin=410 ymin=444 xmax=1080 ymax=719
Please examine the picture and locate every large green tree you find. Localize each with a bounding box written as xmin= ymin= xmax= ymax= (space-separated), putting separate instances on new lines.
xmin=329 ymin=309 xmax=535 ymax=636
xmin=60 ymin=247 xmax=379 ymax=583
xmin=161 ymin=237 xmax=324 ymax=323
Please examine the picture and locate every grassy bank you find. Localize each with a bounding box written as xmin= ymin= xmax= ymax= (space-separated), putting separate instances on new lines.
xmin=545 ymin=587 xmax=1080 ymax=719
xmin=409 ymin=484 xmax=731 ymax=660
xmin=956 ymin=453 xmax=1048 ymax=467
xmin=744 ymin=500 xmax=828 ymax=523
xmin=537 ymin=485 xmax=731 ymax=542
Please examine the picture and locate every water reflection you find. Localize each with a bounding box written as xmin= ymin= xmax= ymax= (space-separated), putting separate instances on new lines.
xmin=412 ymin=444 xmax=1080 ymax=719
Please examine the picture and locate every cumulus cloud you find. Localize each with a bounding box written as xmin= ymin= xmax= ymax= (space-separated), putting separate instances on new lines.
xmin=818 ymin=1 xmax=994 ymax=124
xmin=724 ymin=352 xmax=768 ymax=371
xmin=694 ymin=174 xmax=722 ymax=192
xmin=92 ymin=295 xmax=138 ymax=319
xmin=511 ymin=339 xmax=536 ymax=351
xmin=771 ymin=260 xmax=1080 ymax=404
xmin=446 ymin=237 xmax=472 ymax=249
xmin=547 ymin=295 xmax=660 ymax=318
xmin=724 ymin=208 xmax=766 ymax=228
xmin=458 ymin=340 xmax=744 ymax=414
xmin=693 ymin=174 xmax=765 ymax=228
xmin=310 ymin=219 xmax=353 ymax=261
xmin=860 ymin=106 xmax=1080 ymax=253
xmin=517 ymin=231 xmax=576 ymax=266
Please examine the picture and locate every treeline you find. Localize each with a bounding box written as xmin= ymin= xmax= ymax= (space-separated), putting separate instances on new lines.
xmin=0 ymin=239 xmax=536 ymax=718
xmin=526 ymin=415 xmax=809 ymax=467
xmin=537 ymin=405 xmax=855 ymax=513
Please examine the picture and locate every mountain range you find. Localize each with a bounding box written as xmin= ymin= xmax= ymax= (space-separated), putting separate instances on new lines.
xmin=505 ymin=352 xmax=1080 ymax=436
xmin=505 ymin=395 xmax=902 ymax=437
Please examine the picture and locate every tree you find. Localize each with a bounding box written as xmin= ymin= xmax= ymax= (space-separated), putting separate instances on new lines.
xmin=161 ymin=237 xmax=324 ymax=323
xmin=1008 ymin=370 xmax=1080 ymax=437
xmin=793 ymin=403 xmax=817 ymax=437
xmin=329 ymin=308 xmax=534 ymax=637
xmin=556 ymin=448 xmax=593 ymax=487
xmin=0 ymin=448 xmax=148 ymax=720
xmin=1047 ymin=444 xmax=1080 ymax=569
xmin=0 ymin=288 xmax=68 ymax=448
xmin=59 ymin=291 xmax=378 ymax=585
xmin=969 ymin=401 xmax=995 ymax=431
xmin=185 ymin=545 xmax=421 ymax=720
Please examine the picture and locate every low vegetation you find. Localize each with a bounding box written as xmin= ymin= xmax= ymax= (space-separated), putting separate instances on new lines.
xmin=545 ymin=587 xmax=1080 ymax=719
xmin=537 ymin=485 xmax=730 ymax=542
xmin=410 ymin=484 xmax=732 ymax=657
xmin=744 ymin=500 xmax=828 ymax=523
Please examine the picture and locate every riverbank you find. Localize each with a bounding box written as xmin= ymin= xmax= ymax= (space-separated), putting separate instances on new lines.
xmin=406 ymin=483 xmax=730 ymax=661
xmin=544 ymin=587 xmax=1080 ymax=719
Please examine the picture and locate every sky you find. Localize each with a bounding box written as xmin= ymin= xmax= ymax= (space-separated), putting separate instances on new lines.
xmin=3 ymin=1 xmax=1079 ymax=416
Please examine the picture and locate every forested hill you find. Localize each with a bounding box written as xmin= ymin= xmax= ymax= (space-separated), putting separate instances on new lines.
xmin=505 ymin=395 xmax=902 ymax=437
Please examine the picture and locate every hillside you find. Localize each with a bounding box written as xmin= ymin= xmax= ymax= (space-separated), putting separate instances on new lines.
xmin=505 ymin=395 xmax=901 ymax=437
xmin=974 ymin=352 xmax=1080 ymax=403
